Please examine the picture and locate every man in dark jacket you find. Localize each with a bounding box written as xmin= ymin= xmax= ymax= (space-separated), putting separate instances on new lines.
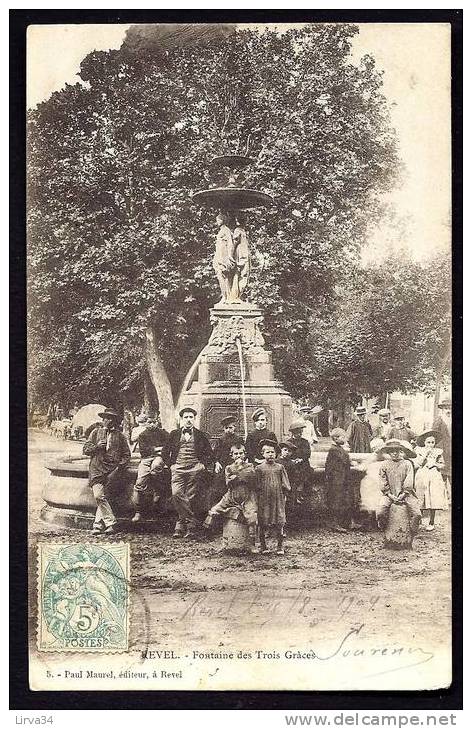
xmin=325 ymin=428 xmax=353 ymax=532
xmin=432 ymin=398 xmax=452 ymax=482
xmin=245 ymin=408 xmax=277 ymax=463
xmin=162 ymin=407 xmax=214 ymax=538
xmin=346 ymin=406 xmax=373 ymax=453
xmin=132 ymin=413 xmax=169 ymax=523
xmin=83 ymin=408 xmax=131 ymax=534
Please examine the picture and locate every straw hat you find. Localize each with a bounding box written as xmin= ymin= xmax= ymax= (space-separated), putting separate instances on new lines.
xmin=416 ymin=430 xmax=441 ymax=447
xmin=380 ymin=438 xmax=416 ymax=460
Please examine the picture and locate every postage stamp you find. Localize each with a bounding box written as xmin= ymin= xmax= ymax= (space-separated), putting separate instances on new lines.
xmin=37 ymin=543 xmax=130 ymax=652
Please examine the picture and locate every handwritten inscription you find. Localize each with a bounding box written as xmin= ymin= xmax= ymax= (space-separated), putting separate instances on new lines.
xmin=174 ymin=590 xmax=435 ymax=676
xmin=180 ymin=589 xmax=380 ymax=627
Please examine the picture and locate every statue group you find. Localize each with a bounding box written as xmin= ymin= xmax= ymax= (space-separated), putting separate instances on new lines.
xmin=213 ymin=211 xmax=250 ymax=305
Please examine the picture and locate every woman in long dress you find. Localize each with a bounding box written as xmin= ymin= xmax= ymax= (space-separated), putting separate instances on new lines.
xmin=414 ymin=430 xmax=448 ymax=531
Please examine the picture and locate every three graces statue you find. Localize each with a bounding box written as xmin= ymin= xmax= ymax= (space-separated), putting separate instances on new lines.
xmin=213 ymin=211 xmax=250 ymax=305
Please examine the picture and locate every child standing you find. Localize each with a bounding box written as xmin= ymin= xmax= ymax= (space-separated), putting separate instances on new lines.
xmin=414 ymin=430 xmax=448 ymax=531
xmin=376 ymin=439 xmax=422 ymax=535
xmin=204 ymin=440 xmax=259 ymax=552
xmin=277 ymin=441 xmax=298 ymax=513
xmin=287 ymin=420 xmax=315 ymax=505
xmin=256 ymin=440 xmax=291 ymax=555
xmin=325 ymin=428 xmax=353 ymax=533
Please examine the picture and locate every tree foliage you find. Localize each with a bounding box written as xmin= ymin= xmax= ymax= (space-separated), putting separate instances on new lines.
xmin=301 ymin=249 xmax=451 ymax=406
xmin=28 ymin=23 xmax=403 ymax=413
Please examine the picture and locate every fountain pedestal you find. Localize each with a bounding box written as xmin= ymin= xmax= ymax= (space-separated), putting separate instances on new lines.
xmin=179 ymin=303 xmax=293 ymax=441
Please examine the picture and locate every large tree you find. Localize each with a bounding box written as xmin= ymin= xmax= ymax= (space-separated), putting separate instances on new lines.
xmin=27 ymin=23 xmax=401 ymax=427
xmin=300 ymin=249 xmax=451 ymax=418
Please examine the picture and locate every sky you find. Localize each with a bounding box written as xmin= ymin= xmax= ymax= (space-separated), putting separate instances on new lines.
xmin=26 ymin=23 xmax=451 ymax=261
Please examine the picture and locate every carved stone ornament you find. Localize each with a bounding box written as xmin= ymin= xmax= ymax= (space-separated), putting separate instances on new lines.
xmin=203 ymin=314 xmax=266 ymax=356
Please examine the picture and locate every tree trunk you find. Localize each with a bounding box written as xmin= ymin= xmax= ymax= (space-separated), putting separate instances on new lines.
xmin=145 ymin=326 xmax=175 ymax=431
xmin=176 ymin=346 xmax=205 ymax=406
xmin=143 ymin=374 xmax=155 ymax=414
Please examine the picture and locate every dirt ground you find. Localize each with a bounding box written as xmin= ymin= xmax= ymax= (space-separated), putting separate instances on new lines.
xmin=27 ymin=429 xmax=452 ymax=692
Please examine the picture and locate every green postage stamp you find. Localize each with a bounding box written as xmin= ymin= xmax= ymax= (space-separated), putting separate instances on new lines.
xmin=37 ymin=543 xmax=130 ymax=652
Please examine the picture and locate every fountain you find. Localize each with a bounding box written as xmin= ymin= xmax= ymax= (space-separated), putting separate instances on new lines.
xmin=178 ymin=154 xmax=293 ymax=441
xmin=40 ymin=154 xmax=372 ymax=529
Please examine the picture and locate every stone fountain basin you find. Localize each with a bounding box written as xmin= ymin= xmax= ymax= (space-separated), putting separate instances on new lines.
xmin=41 ymin=451 xmax=372 ymax=530
xmin=41 ymin=455 xmax=141 ymax=529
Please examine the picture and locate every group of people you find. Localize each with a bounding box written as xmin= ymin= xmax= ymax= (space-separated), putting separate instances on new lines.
xmin=326 ymin=402 xmax=452 ymax=540
xmin=344 ymin=405 xmax=416 ymax=453
xmin=82 ymin=406 xmax=314 ymax=553
xmin=82 ymin=398 xmax=451 ymax=552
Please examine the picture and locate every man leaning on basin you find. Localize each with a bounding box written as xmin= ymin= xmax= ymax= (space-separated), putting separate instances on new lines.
xmin=83 ymin=408 xmax=131 ymax=534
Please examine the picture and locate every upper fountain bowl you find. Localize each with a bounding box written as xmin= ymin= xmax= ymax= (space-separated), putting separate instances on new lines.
xmin=210 ymin=155 xmax=256 ymax=170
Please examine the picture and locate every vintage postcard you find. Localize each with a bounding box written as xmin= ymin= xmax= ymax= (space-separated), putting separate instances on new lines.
xmin=26 ymin=20 xmax=453 ymax=692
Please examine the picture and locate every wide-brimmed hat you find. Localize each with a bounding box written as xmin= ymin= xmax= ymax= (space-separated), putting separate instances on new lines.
xmin=221 ymin=415 xmax=237 ymax=427
xmin=179 ymin=406 xmax=197 ymax=417
xmin=438 ymin=398 xmax=452 ymax=409
xmin=330 ymin=427 xmax=347 ymax=439
xmin=416 ymin=429 xmax=441 ymax=447
xmin=299 ymin=406 xmax=312 ymax=414
xmin=289 ymin=419 xmax=306 ymax=432
xmin=380 ymin=438 xmax=416 ymax=460
xmin=98 ymin=408 xmax=121 ymax=421
xmin=279 ymin=441 xmax=296 ymax=451
xmin=355 ymin=406 xmax=367 ymax=415
xmin=252 ymin=408 xmax=266 ymax=422
xmin=378 ymin=408 xmax=391 ymax=417
xmin=259 ymin=439 xmax=279 ymax=452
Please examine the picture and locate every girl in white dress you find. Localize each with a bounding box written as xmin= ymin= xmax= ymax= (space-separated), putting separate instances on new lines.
xmin=359 ymin=438 xmax=386 ymax=528
xmin=414 ymin=430 xmax=448 ymax=531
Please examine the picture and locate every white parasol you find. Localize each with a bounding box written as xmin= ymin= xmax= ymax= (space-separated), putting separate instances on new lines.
xmin=71 ymin=404 xmax=107 ymax=431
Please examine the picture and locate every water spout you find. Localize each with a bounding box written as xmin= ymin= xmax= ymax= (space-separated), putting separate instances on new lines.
xmin=235 ymin=336 xmax=248 ymax=440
